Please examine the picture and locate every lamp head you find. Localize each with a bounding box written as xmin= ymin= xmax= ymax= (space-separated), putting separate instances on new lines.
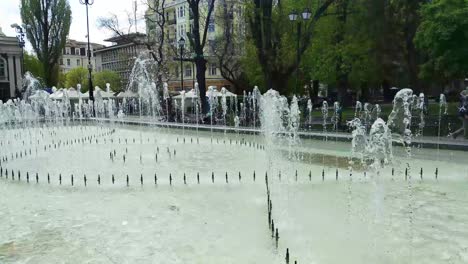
xmin=302 ymin=8 xmax=312 ymax=20
xmin=178 ymin=37 xmax=186 ymax=48
xmin=288 ymin=10 xmax=298 ymax=21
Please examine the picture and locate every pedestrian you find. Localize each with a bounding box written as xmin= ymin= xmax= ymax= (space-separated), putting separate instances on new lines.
xmin=449 ymin=88 xmax=468 ymax=139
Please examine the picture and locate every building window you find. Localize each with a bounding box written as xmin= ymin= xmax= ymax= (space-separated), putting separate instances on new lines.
xmin=208 ymin=16 xmax=215 ymax=32
xmin=209 ymin=63 xmax=217 ymax=76
xmin=60 ymin=59 xmax=64 ymax=65
xmin=208 ymin=23 xmax=215 ymax=33
xmin=185 ymin=65 xmax=192 ymax=77
xmin=0 ymin=57 xmax=7 ymax=80
xmin=67 ymin=59 xmax=71 ymax=66
xmin=65 ymin=48 xmax=70 ymax=55
xmin=71 ymin=47 xmax=75 ymax=55
xmin=77 ymin=59 xmax=80 ymax=66
xmin=80 ymin=48 xmax=86 ymax=56
xmin=178 ymin=6 xmax=185 ymax=18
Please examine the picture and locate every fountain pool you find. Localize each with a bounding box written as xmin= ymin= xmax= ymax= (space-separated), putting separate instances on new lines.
xmin=1 ymin=122 xmax=468 ymax=263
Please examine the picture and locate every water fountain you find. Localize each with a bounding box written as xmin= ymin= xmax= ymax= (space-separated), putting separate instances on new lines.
xmin=1 ymin=68 xmax=467 ymax=264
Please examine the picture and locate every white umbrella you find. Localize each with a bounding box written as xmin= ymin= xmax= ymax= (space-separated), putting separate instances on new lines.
xmin=29 ymin=90 xmax=50 ymax=100
xmin=50 ymin=89 xmax=64 ymax=99
xmin=94 ymin=86 xmax=115 ymax=98
xmin=173 ymin=89 xmax=198 ymax=99
xmin=117 ymin=90 xmax=138 ymax=98
xmin=66 ymin=88 xmax=82 ymax=99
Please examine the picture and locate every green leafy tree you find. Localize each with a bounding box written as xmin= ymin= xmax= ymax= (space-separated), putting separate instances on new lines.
xmin=20 ymin=0 xmax=72 ymax=87
xmin=24 ymin=52 xmax=45 ymax=82
xmin=415 ymin=0 xmax=468 ymax=82
xmin=303 ymin=0 xmax=380 ymax=103
xmin=65 ymin=67 xmax=88 ymax=90
xmin=93 ymin=71 xmax=122 ymax=93
xmin=246 ymin=0 xmax=335 ymax=95
xmin=57 ymin=71 xmax=67 ymax=88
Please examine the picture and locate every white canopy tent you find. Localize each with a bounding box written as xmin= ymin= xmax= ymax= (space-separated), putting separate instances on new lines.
xmin=94 ymin=87 xmax=115 ymax=98
xmin=49 ymin=89 xmax=64 ymax=100
xmin=117 ymin=90 xmax=138 ymax=98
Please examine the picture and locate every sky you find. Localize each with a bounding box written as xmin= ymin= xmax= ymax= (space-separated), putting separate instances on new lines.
xmin=0 ymin=0 xmax=147 ymax=50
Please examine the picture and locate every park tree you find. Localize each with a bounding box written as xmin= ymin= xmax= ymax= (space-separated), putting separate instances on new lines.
xmin=57 ymin=71 xmax=67 ymax=88
xmin=185 ymin=0 xmax=217 ymax=114
xmin=303 ymin=0 xmax=381 ymax=103
xmin=392 ymin=0 xmax=429 ymax=95
xmin=65 ymin=67 xmax=88 ymax=89
xmin=246 ymin=0 xmax=335 ymax=95
xmin=211 ymin=0 xmax=249 ymax=93
xmin=415 ymin=0 xmax=468 ymax=84
xmin=24 ymin=52 xmax=45 ymax=82
xmin=20 ymin=0 xmax=72 ymax=87
xmin=93 ymin=70 xmax=122 ymax=92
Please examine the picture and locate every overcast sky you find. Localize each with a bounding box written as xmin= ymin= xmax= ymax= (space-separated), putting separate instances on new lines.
xmin=0 ymin=0 xmax=147 ymax=50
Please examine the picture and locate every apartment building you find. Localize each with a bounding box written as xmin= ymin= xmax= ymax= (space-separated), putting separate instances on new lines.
xmin=60 ymin=39 xmax=105 ymax=73
xmin=94 ymin=33 xmax=147 ymax=88
xmin=146 ymin=0 xmax=243 ymax=92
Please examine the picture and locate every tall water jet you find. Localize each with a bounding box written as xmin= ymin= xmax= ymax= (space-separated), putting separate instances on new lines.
xmin=163 ymin=83 xmax=169 ymax=122
xmin=194 ymin=82 xmax=200 ymax=139
xmin=354 ymin=101 xmax=362 ymax=118
xmin=373 ymin=104 xmax=381 ymax=121
xmin=416 ymin=93 xmax=425 ymax=138
xmin=22 ymin=72 xmax=42 ymax=102
xmin=367 ymin=118 xmax=393 ymax=167
xmin=94 ymin=87 xmax=105 ymax=119
xmin=221 ymin=87 xmax=228 ymax=128
xmin=260 ymin=89 xmax=288 ymax=147
xmin=307 ymin=99 xmax=313 ymax=129
xmin=288 ymin=96 xmax=301 ymax=159
xmin=208 ymin=86 xmax=217 ymax=141
xmin=321 ymin=101 xmax=329 ymax=136
xmin=126 ymin=53 xmax=161 ymax=121
xmin=387 ymin=88 xmax=414 ymax=156
xmin=252 ymin=86 xmax=261 ymax=129
xmin=363 ymin=103 xmax=371 ymax=131
xmin=437 ymin=94 xmax=448 ymax=159
xmin=347 ymin=118 xmax=367 ymax=164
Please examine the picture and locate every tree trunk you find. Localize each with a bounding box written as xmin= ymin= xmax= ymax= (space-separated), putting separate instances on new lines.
xmin=270 ymin=72 xmax=289 ymax=94
xmin=195 ymin=57 xmax=208 ymax=114
xmin=311 ymin=80 xmax=319 ymax=102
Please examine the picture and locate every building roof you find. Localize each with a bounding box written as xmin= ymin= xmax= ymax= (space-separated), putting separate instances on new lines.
xmin=104 ymin=33 xmax=147 ymax=45
xmin=66 ymin=39 xmax=105 ymax=49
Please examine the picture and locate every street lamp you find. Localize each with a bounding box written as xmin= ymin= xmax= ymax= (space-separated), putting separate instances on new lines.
xmin=10 ymin=23 xmax=27 ymax=75
xmin=289 ymin=8 xmax=312 ymax=95
xmin=178 ymin=37 xmax=186 ymax=92
xmin=79 ymin=0 xmax=95 ymax=104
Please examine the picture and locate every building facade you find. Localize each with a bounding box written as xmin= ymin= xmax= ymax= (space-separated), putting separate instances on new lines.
xmin=59 ymin=39 xmax=105 ymax=73
xmin=94 ymin=33 xmax=147 ymax=88
xmin=0 ymin=27 xmax=23 ymax=101
xmin=146 ymin=0 xmax=243 ymax=92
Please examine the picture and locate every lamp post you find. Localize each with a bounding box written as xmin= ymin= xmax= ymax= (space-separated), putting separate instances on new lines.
xmin=178 ymin=37 xmax=186 ymax=92
xmin=79 ymin=0 xmax=95 ymax=103
xmin=289 ymin=8 xmax=311 ymax=95
xmin=10 ymin=23 xmax=27 ymax=75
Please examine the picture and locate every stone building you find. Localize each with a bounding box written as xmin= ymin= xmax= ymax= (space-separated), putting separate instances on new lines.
xmin=94 ymin=33 xmax=147 ymax=88
xmin=60 ymin=39 xmax=105 ymax=73
xmin=0 ymin=27 xmax=22 ymax=101
xmin=145 ymin=0 xmax=242 ymax=92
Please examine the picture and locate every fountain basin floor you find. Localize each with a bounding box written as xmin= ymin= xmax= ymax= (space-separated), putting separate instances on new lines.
xmin=1 ymin=123 xmax=468 ymax=263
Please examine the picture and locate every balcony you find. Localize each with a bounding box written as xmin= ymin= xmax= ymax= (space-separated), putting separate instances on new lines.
xmin=167 ymin=18 xmax=176 ymax=25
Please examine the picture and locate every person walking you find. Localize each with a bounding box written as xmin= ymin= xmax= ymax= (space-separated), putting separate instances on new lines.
xmin=450 ymin=88 xmax=468 ymax=139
